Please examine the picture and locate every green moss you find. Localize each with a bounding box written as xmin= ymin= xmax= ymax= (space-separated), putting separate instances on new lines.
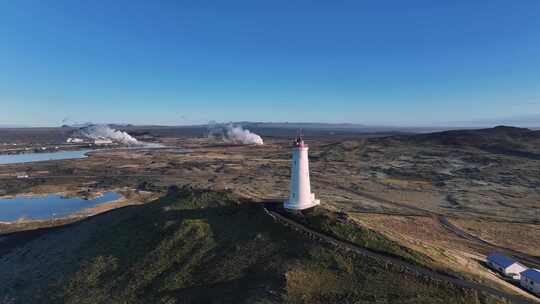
xmin=298 ymin=207 xmax=435 ymax=268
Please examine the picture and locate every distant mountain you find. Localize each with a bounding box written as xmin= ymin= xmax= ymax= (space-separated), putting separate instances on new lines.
xmin=238 ymin=122 xmax=367 ymax=130
xmin=445 ymin=114 xmax=540 ymax=129
xmin=400 ymin=126 xmax=540 ymax=159
xmin=225 ymin=122 xmax=456 ymax=134
xmin=0 ymin=124 xmax=29 ymax=128
xmin=408 ymin=126 xmax=538 ymax=145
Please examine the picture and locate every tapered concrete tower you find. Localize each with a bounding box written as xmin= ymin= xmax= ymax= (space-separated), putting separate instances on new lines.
xmin=284 ymin=133 xmax=320 ymax=210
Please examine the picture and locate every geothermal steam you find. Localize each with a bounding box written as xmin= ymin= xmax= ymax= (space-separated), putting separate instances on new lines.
xmin=226 ymin=125 xmax=264 ymax=145
xmin=78 ymin=125 xmax=139 ymax=145
xmin=208 ymin=123 xmax=264 ymax=145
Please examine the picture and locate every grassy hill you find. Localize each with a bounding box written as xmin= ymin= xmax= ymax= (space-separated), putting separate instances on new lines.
xmin=0 ymin=188 xmax=508 ymax=303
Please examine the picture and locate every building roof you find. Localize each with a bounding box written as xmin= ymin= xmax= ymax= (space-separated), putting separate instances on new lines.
xmin=487 ymin=253 xmax=517 ymax=268
xmin=522 ymin=269 xmax=540 ymax=282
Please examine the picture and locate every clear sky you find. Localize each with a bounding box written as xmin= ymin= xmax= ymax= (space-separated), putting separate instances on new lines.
xmin=1 ymin=1 xmax=539 ymax=127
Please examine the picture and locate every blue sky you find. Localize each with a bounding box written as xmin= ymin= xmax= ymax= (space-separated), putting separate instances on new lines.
xmin=1 ymin=1 xmax=539 ymax=126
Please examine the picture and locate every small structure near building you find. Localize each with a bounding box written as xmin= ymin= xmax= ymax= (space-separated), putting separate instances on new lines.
xmin=16 ymin=172 xmax=29 ymax=179
xmin=93 ymin=138 xmax=113 ymax=145
xmin=520 ymin=269 xmax=540 ymax=296
xmin=486 ymin=253 xmax=528 ymax=280
xmin=66 ymin=137 xmax=85 ymax=144
xmin=284 ymin=133 xmax=320 ymax=210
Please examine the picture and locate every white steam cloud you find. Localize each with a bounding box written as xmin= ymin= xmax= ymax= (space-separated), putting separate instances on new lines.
xmin=226 ymin=125 xmax=264 ymax=145
xmin=208 ymin=122 xmax=264 ymax=145
xmin=78 ymin=125 xmax=139 ymax=145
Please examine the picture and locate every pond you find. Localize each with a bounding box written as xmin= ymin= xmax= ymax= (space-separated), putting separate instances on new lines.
xmin=0 ymin=149 xmax=93 ymax=165
xmin=0 ymin=192 xmax=121 ymax=222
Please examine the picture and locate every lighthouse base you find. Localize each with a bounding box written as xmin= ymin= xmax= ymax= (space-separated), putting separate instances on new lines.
xmin=284 ymin=196 xmax=320 ymax=210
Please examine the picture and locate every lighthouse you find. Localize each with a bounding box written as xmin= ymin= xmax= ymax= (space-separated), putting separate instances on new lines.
xmin=284 ymin=133 xmax=320 ymax=210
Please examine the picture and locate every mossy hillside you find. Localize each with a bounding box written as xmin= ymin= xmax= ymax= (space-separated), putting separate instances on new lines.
xmin=0 ymin=188 xmax=507 ymax=304
xmin=293 ymin=207 xmax=436 ymax=268
xmin=59 ymin=189 xmax=290 ymax=303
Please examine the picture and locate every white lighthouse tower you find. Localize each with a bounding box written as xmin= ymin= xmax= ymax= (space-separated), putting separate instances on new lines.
xmin=284 ymin=133 xmax=320 ymax=210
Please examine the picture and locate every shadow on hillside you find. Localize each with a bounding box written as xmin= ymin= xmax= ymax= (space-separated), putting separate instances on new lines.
xmin=61 ymin=190 xmax=294 ymax=303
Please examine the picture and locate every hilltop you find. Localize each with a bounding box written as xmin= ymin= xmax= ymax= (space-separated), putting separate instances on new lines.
xmin=403 ymin=126 xmax=540 ymax=148
xmin=0 ymin=188 xmax=504 ymax=304
xmin=393 ymin=126 xmax=540 ymax=160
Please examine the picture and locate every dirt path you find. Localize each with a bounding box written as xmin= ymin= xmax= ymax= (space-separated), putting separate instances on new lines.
xmin=0 ymin=174 xmax=163 ymax=179
xmin=341 ymin=186 xmax=540 ymax=267
xmin=438 ymin=215 xmax=540 ymax=268
xmin=263 ymin=203 xmax=536 ymax=304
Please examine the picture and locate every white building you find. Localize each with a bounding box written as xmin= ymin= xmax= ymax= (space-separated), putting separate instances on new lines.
xmin=66 ymin=137 xmax=85 ymax=144
xmin=284 ymin=134 xmax=320 ymax=210
xmin=16 ymin=172 xmax=29 ymax=179
xmin=520 ymin=269 xmax=540 ymax=295
xmin=486 ymin=253 xmax=528 ymax=280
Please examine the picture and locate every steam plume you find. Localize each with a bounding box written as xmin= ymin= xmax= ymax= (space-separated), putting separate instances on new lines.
xmin=208 ymin=122 xmax=264 ymax=145
xmin=78 ymin=124 xmax=139 ymax=145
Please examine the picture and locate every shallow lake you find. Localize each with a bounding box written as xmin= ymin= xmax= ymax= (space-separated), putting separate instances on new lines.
xmin=0 ymin=149 xmax=92 ymax=165
xmin=0 ymin=150 xmax=92 ymax=165
xmin=0 ymin=192 xmax=121 ymax=222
